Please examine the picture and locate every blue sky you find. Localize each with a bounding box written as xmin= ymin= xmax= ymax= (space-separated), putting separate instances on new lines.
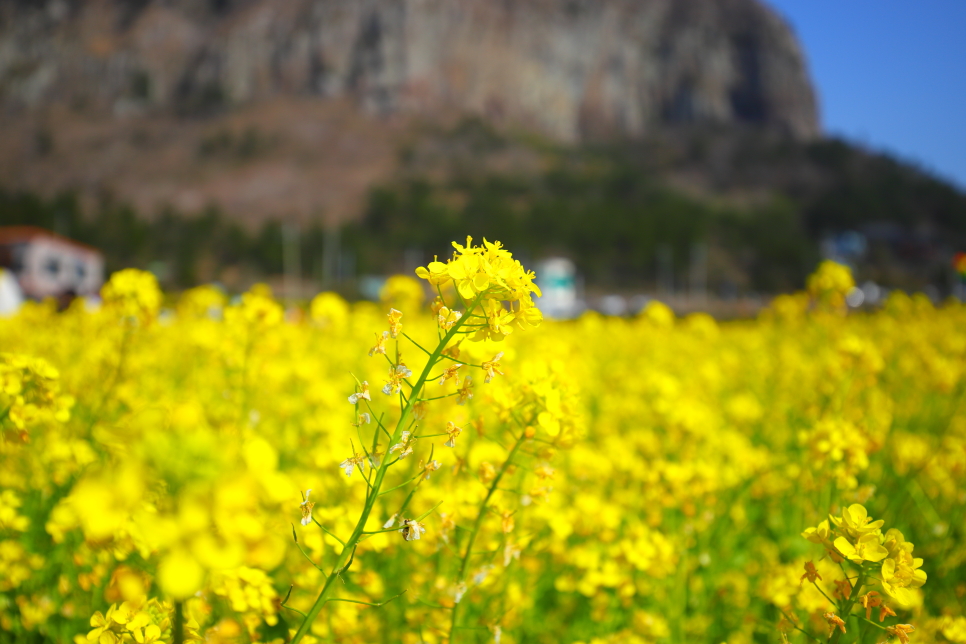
xmin=765 ymin=0 xmax=966 ymax=189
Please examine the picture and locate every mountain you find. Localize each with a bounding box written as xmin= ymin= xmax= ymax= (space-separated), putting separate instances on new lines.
xmin=2 ymin=0 xmax=963 ymax=296
xmin=0 ymin=0 xmax=818 ymax=222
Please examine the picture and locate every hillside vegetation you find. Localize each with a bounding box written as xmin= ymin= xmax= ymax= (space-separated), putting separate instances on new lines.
xmin=3 ymin=124 xmax=962 ymax=296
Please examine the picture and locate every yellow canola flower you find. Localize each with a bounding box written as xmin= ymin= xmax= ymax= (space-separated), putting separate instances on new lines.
xmin=833 ymin=533 xmax=888 ymax=564
xmin=829 ymin=504 xmax=884 ymax=541
xmin=88 ymin=597 xmax=199 ymax=644
xmin=416 ymin=237 xmax=542 ymax=339
xmin=309 ymin=291 xmax=349 ymax=328
xmin=157 ymin=549 xmax=206 ymax=601
xmin=880 ymin=555 xmax=928 ymax=606
xmin=226 ymin=289 xmax=283 ymax=328
xmin=380 ymin=274 xmax=424 ymax=311
xmin=209 ymin=567 xmax=279 ymax=628
xmin=177 ymin=285 xmax=227 ymax=319
xmin=0 ymin=352 xmax=73 ymax=435
xmin=807 ymin=260 xmax=855 ymax=309
xmin=942 ymin=617 xmax=966 ymax=643
xmin=101 ymin=268 xmax=163 ymax=323
xmin=639 ymin=300 xmax=675 ymax=328
xmin=882 ymin=528 xmax=915 ymax=560
xmin=0 ymin=255 xmax=964 ymax=643
xmin=0 ymin=490 xmax=29 ymax=532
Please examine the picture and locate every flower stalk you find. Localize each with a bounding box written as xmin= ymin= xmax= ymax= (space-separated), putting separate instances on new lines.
xmin=289 ymin=295 xmax=483 ymax=644
xmin=448 ymin=428 xmax=529 ymax=643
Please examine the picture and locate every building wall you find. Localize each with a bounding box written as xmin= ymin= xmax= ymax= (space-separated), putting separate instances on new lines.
xmin=18 ymin=237 xmax=104 ymax=299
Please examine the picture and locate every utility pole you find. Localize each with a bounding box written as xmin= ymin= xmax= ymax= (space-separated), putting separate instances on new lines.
xmin=322 ymin=226 xmax=341 ymax=288
xmin=689 ymin=242 xmax=708 ymax=306
xmin=283 ymin=222 xmax=301 ymax=300
xmin=657 ymin=245 xmax=674 ymax=297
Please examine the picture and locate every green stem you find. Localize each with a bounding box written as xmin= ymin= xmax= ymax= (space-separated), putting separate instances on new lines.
xmin=326 ymin=591 xmax=406 ymax=607
xmin=448 ymin=430 xmax=528 ymax=644
xmin=778 ymin=609 xmax=822 ymax=644
xmin=854 ymin=615 xmax=888 ymax=631
xmin=829 ymin=568 xmax=865 ymax=644
xmin=89 ymin=325 xmax=133 ymax=430
xmin=311 ymin=518 xmax=347 ymax=548
xmin=292 ymin=525 xmax=325 ymax=571
xmin=0 ymin=405 xmax=11 ymax=430
xmin=810 ymin=580 xmax=838 ymax=608
xmin=289 ymin=294 xmax=483 ymax=644
xmin=173 ymin=601 xmax=184 ymax=644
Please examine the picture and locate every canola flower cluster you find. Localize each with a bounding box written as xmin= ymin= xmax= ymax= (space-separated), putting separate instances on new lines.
xmin=0 ymin=252 xmax=965 ymax=644
xmin=800 ymin=505 xmax=925 ymax=643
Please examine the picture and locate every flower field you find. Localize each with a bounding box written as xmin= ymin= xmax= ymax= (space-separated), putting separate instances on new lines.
xmin=1 ymin=241 xmax=965 ymax=644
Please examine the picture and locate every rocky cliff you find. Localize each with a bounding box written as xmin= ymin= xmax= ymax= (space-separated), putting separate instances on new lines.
xmin=0 ymin=0 xmax=820 ymax=221
xmin=2 ymin=0 xmax=819 ymax=139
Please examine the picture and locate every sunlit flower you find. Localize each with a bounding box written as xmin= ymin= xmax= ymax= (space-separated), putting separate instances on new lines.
xmin=479 ymin=461 xmax=496 ymax=484
xmin=885 ymin=624 xmax=915 ymax=644
xmin=834 ymin=533 xmax=889 ymax=563
xmin=882 ymin=528 xmax=915 ymax=561
xmin=823 ymin=612 xmax=846 ymax=636
xmin=860 ymin=591 xmax=882 ymax=619
xmin=383 ymin=364 xmax=413 ymax=395
xmin=535 ymin=465 xmax=555 ymax=480
xmin=299 ymin=489 xmax=315 ymax=526
xmin=439 ymin=363 xmax=463 ymax=386
xmin=437 ymin=307 xmax=463 ymax=331
xmin=88 ymin=607 xmax=118 ymax=642
xmin=389 ymin=431 xmax=416 ymax=459
xmin=400 ymin=518 xmax=426 ymax=541
xmin=881 ymin=556 xmax=927 ymax=604
xmin=802 ymin=519 xmax=833 ymax=547
xmin=525 ymin=486 xmax=553 ymax=504
xmin=800 ymin=561 xmax=822 ymax=585
xmin=442 ymin=339 xmax=463 ymax=360
xmin=476 ymin=298 xmax=516 ymax=342
xmin=830 ymin=504 xmax=884 ymax=540
xmin=339 ymin=454 xmax=366 ymax=477
xmin=413 ymin=400 xmax=428 ymax=420
xmin=419 ymin=459 xmax=442 ymax=480
xmin=439 ymin=512 xmax=456 ymax=544
xmin=473 ymin=566 xmax=493 ymax=585
xmin=499 ymin=509 xmax=515 ymax=534
xmin=348 ymin=382 xmax=371 ymax=404
xmin=457 ymin=376 xmax=474 ymax=405
xmin=387 ymin=308 xmax=404 ymax=338
xmin=481 ymin=353 xmax=505 ymax=384
xmin=101 ymin=268 xmax=163 ymax=323
xmin=131 ymin=623 xmax=162 ymax=644
xmin=415 ymin=260 xmax=449 ymax=286
xmin=504 ymin=542 xmax=521 ymax=567
xmin=879 ymin=604 xmax=897 ymax=622
xmin=369 ymin=331 xmax=389 ymax=357
xmin=444 ymin=421 xmax=462 ymax=448
xmin=833 ymin=578 xmax=852 ymax=601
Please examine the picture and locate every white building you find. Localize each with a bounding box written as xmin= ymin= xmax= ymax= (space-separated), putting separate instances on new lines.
xmin=0 ymin=268 xmax=23 ymax=316
xmin=0 ymin=227 xmax=104 ymax=300
xmin=535 ymin=257 xmax=580 ymax=319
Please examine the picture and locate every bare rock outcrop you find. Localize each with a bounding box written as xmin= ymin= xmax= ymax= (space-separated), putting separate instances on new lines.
xmin=1 ymin=0 xmax=820 ymax=141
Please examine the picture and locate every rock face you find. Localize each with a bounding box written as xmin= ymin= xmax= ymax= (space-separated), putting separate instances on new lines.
xmin=1 ymin=0 xmax=820 ymax=141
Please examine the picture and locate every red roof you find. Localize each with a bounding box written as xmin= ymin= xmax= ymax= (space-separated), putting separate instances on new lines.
xmin=0 ymin=226 xmax=102 ymax=255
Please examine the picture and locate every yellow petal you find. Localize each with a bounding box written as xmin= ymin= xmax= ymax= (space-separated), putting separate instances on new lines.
xmin=157 ymin=549 xmax=205 ymax=600
xmin=457 ymin=279 xmax=477 ymax=301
